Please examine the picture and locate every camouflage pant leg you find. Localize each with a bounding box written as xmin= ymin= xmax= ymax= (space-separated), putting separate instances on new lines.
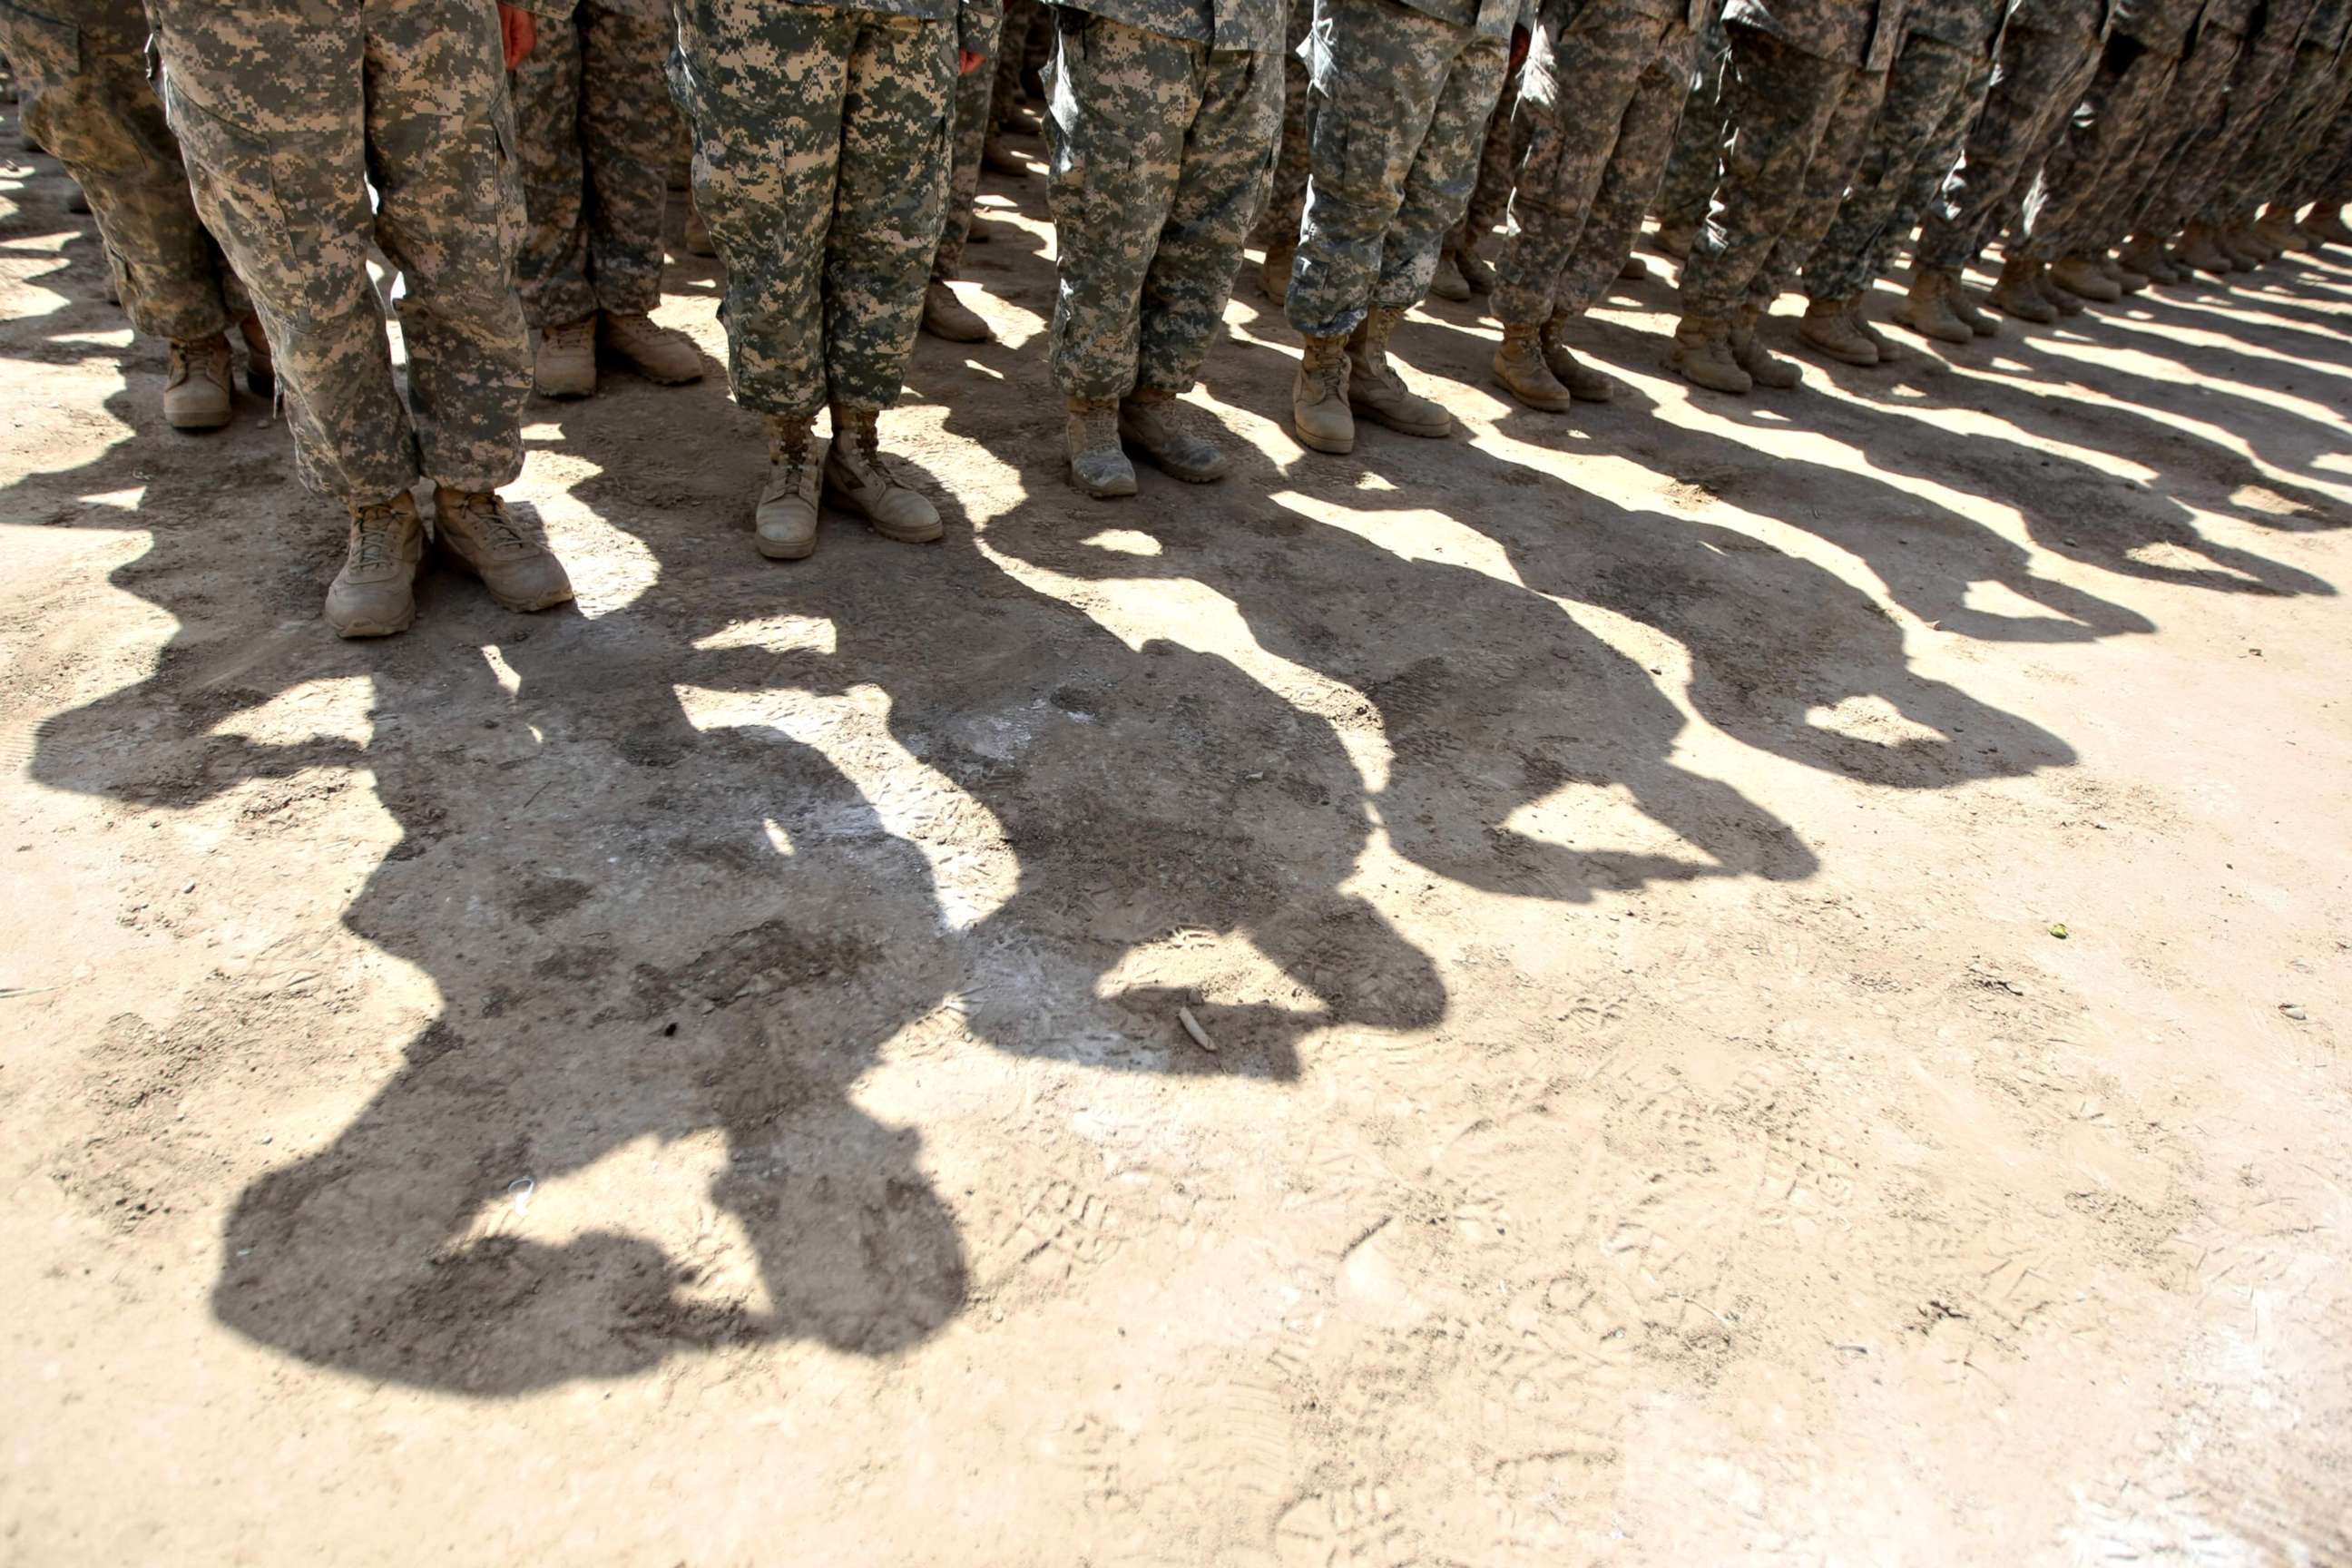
xmin=935 ymin=2 xmax=1004 ymax=280
xmin=1491 ymin=2 xmax=1685 ymax=325
xmin=1883 ymin=43 xmax=1992 ymax=250
xmin=1446 ymin=75 xmax=1517 ymax=249
xmin=152 ymin=0 xmax=528 ymax=502
xmin=1753 ymin=59 xmax=1886 ymax=299
xmin=1549 ymin=24 xmax=1696 ymax=318
xmin=2185 ymin=31 xmax=2303 ymax=225
xmin=1045 ymin=20 xmax=1278 ymax=398
xmin=1652 ymin=9 xmax=1728 ymax=230
xmin=1916 ymin=19 xmax=2101 ymax=270
xmin=1286 ymin=0 xmax=1504 ymax=335
xmin=676 ymin=0 xmax=952 ymax=416
xmin=1676 ymin=23 xmax=1852 ymax=319
xmin=2286 ymin=87 xmax=2352 ymax=206
xmin=1804 ymin=30 xmax=1975 ymax=299
xmin=511 ymin=0 xmax=675 ymax=326
xmin=2019 ymin=42 xmax=2176 ymax=260
xmin=2108 ymin=26 xmax=2238 ymax=239
xmin=994 ymin=0 xmax=1036 ymax=120
xmin=0 ymin=0 xmax=231 ymax=340
xmin=1246 ymin=0 xmax=1315 ymax=247
xmin=2223 ymin=42 xmax=2337 ymax=201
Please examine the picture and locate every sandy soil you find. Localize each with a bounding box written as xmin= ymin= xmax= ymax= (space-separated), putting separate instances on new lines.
xmin=5 ymin=110 xmax=2351 ymax=1566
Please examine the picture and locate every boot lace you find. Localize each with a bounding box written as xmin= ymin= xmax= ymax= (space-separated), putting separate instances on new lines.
xmin=446 ymin=492 xmax=533 ymax=558
xmin=549 ymin=318 xmax=596 ymax=354
xmin=348 ymin=502 xmax=405 ymax=571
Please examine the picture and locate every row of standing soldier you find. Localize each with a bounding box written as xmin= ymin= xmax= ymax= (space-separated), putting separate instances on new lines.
xmin=3 ymin=0 xmax=2349 ymax=638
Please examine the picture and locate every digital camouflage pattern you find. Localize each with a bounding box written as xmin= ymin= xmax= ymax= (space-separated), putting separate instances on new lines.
xmin=1285 ymin=0 xmax=1510 ymax=338
xmin=936 ymin=0 xmax=1005 ymax=280
xmin=1805 ymin=26 xmax=1982 ymax=299
xmin=995 ymin=0 xmax=1040 ymax=118
xmin=1245 ymin=0 xmax=1313 ymax=250
xmin=1654 ymin=5 xmax=1730 ymax=231
xmin=148 ymin=0 xmax=534 ymax=503
xmin=1044 ymin=11 xmax=1281 ymax=397
xmin=510 ymin=0 xmax=676 ymax=327
xmin=1492 ymin=0 xmax=1699 ymax=326
xmin=2019 ymin=29 xmax=2191 ymax=260
xmin=0 ymin=0 xmax=235 ymax=341
xmin=2099 ymin=19 xmax=2243 ymax=243
xmin=2281 ymin=83 xmax=2352 ymax=207
xmin=1915 ymin=12 xmax=2103 ymax=270
xmin=1445 ymin=76 xmax=1521 ymax=253
xmin=672 ymin=0 xmax=966 ymax=417
xmin=2233 ymin=15 xmax=2352 ymax=205
xmin=2174 ymin=0 xmax=2318 ymax=228
xmin=1677 ymin=21 xmax=1885 ymax=318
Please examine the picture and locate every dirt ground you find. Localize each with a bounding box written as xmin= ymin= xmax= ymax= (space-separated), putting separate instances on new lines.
xmin=6 ymin=109 xmax=2352 ymax=1566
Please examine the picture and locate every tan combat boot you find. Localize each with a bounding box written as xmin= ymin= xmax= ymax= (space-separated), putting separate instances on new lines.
xmin=2102 ymin=250 xmax=2150 ymax=292
xmin=1291 ymin=334 xmax=1355 ymax=454
xmin=2034 ymin=263 xmax=2086 ymax=314
xmin=681 ymin=196 xmax=717 ymax=258
xmin=534 ymin=317 xmax=596 ymax=397
xmin=1491 ymin=320 xmax=1574 ymax=412
xmin=2047 ymin=252 xmax=2121 ymax=303
xmin=1846 ymin=295 xmax=1899 ymax=361
xmin=2255 ymin=201 xmax=2308 ymax=251
xmin=1457 ymin=240 xmax=1498 ymax=293
xmin=921 ymin=279 xmax=994 ymax=343
xmin=1895 ymin=268 xmax=1973 ymax=343
xmin=434 ymin=487 xmax=574 ymax=612
xmin=1120 ymin=387 xmax=1229 ymax=483
xmin=2221 ymin=221 xmax=2276 ymax=265
xmin=1947 ymin=277 xmax=2000 ymax=337
xmin=824 ymin=406 xmax=944 ymax=542
xmin=603 ymin=311 xmax=704 ymax=384
xmin=2175 ymin=221 xmax=2235 ymax=273
xmin=2301 ymin=204 xmax=2352 ymax=246
xmin=1798 ymin=295 xmax=1877 ymax=366
xmin=163 ymin=333 xmax=234 ymax=430
xmin=236 ymin=311 xmax=275 ymax=397
xmin=1987 ymin=257 xmax=2056 ymax=323
xmin=1260 ymin=240 xmax=1293 ymax=304
xmin=1066 ymin=396 xmax=1137 ymax=497
xmin=1541 ymin=313 xmax=1616 ymax=401
xmin=1618 ymin=252 xmax=1656 ymax=283
xmin=1430 ymin=245 xmax=1473 ymax=302
xmin=755 ymin=415 xmax=825 ymax=560
xmin=1669 ymin=314 xmax=1750 ymax=394
xmin=1346 ymin=305 xmax=1452 ymax=437
xmin=1654 ymin=220 xmax=1698 ymax=260
xmin=1730 ymin=306 xmax=1799 ymax=389
xmin=2118 ymin=234 xmax=2179 ymax=284
xmin=326 ymin=492 xmax=426 ymax=639
xmin=981 ymin=124 xmax=1028 ymax=178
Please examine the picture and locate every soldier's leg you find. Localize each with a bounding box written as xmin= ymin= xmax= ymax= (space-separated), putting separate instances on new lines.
xmin=2111 ymin=29 xmax=2239 ymax=251
xmin=578 ymin=0 xmax=674 ymax=319
xmin=1916 ymin=21 xmax=2099 ymax=274
xmin=1653 ymin=9 xmax=1729 ymax=245
xmin=1285 ymin=0 xmax=1465 ymax=339
xmin=1755 ymin=63 xmax=1885 ymax=299
xmin=1044 ymin=16 xmax=1197 ymax=405
xmin=933 ymin=1 xmax=1003 ymax=285
xmin=824 ymin=12 xmax=953 ymax=421
xmin=1245 ymin=0 xmax=1314 ymax=300
xmin=1134 ymin=48 xmax=1280 ymax=394
xmin=1375 ymin=29 xmax=1506 ymax=309
xmin=366 ymin=0 xmax=534 ymax=495
xmin=1553 ymin=28 xmax=1693 ymax=321
xmin=2020 ymin=41 xmax=2175 ymax=267
xmin=994 ymin=0 xmax=1036 ymax=123
xmin=509 ymin=4 xmax=595 ymax=330
xmin=1804 ymin=31 xmax=1974 ymax=307
xmin=673 ymin=0 xmax=852 ymax=420
xmin=1492 ymin=3 xmax=1673 ymax=330
xmin=152 ymin=2 xmax=421 ymax=501
xmin=1676 ymin=24 xmax=1847 ymax=321
xmin=1885 ymin=44 xmax=1992 ymax=253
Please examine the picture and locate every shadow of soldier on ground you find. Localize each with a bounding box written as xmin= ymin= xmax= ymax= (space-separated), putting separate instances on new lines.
xmin=24 ymin=364 xmax=1442 ymax=1391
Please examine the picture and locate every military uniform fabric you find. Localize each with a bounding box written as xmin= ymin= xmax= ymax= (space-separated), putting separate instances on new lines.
xmin=1283 ymin=0 xmax=1516 ymax=338
xmin=1653 ymin=5 xmax=1730 ymax=230
xmin=510 ymin=0 xmax=677 ymax=327
xmin=672 ymin=0 xmax=990 ymax=418
xmin=936 ymin=0 xmax=1005 ymax=281
xmin=2231 ymin=0 xmax=2352 ymax=202
xmin=1491 ymin=0 xmax=1705 ymax=327
xmin=2018 ymin=0 xmax=2203 ymax=262
xmin=147 ymin=0 xmax=545 ymax=503
xmin=0 ymin=0 xmax=235 ymax=342
xmin=1915 ymin=3 xmax=2108 ymax=273
xmin=1044 ymin=0 xmax=1282 ymax=399
xmin=1803 ymin=0 xmax=2001 ymax=300
xmin=2176 ymin=0 xmax=2318 ymax=228
xmin=1878 ymin=38 xmax=1993 ymax=251
xmin=1444 ymin=74 xmax=1522 ymax=252
xmin=2099 ymin=9 xmax=2248 ymax=242
xmin=1675 ymin=0 xmax=1897 ymax=322
xmin=1246 ymin=0 xmax=1315 ymax=248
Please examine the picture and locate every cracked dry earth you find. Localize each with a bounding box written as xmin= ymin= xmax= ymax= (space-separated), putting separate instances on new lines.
xmin=5 ymin=118 xmax=2351 ymax=1566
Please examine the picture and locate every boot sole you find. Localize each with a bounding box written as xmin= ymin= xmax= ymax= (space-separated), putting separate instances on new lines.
xmin=1797 ymin=333 xmax=1878 ymax=368
xmin=1293 ymin=423 xmax=1355 ymax=455
xmin=330 ymin=604 xmax=416 ymax=640
xmin=1070 ymin=467 xmax=1141 ymax=499
xmin=166 ymin=407 xmax=234 ymax=432
xmin=1351 ymin=404 xmax=1452 ymax=438
xmin=1490 ymin=369 xmax=1573 ymax=414
xmin=921 ymin=319 xmax=995 ymax=344
xmin=756 ymin=534 xmax=818 ymax=561
xmin=1124 ymin=445 xmax=1226 ymax=485
xmin=1892 ymin=311 xmax=1972 ymax=346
